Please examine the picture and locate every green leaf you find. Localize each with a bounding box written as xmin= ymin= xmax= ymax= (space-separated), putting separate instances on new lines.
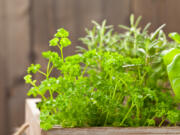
xmin=60 ymin=38 xmax=71 ymax=47
xmin=130 ymin=14 xmax=134 ymax=27
xmin=146 ymin=119 xmax=155 ymax=126
xmin=42 ymin=51 xmax=52 ymax=59
xmin=49 ymin=38 xmax=59 ymax=46
xmin=55 ymin=28 xmax=69 ymax=38
xmin=27 ymin=64 xmax=41 ymax=74
xmin=150 ymin=24 xmax=166 ymax=41
xmin=27 ymin=87 xmax=38 ymax=97
xmin=167 ymin=54 xmax=180 ymax=99
xmin=24 ymin=74 xmax=32 ymax=83
xmin=168 ymin=32 xmax=180 ymax=44
xmin=118 ymin=25 xmax=130 ymax=30
xmin=135 ymin=16 xmax=142 ymax=28
xmin=163 ymin=48 xmax=180 ymax=66
xmin=42 ymin=51 xmax=63 ymax=68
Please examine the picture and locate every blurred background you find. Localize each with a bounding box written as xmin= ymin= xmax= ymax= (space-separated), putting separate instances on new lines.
xmin=1 ymin=0 xmax=180 ymax=134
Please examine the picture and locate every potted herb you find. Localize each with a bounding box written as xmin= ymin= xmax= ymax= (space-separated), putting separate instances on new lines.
xmin=24 ymin=15 xmax=180 ymax=135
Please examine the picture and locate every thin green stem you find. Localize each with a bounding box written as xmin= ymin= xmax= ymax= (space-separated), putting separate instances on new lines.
xmin=120 ymin=103 xmax=134 ymax=126
xmin=104 ymin=112 xmax=109 ymax=126
xmin=38 ymin=92 xmax=47 ymax=100
xmin=38 ymin=70 xmax=47 ymax=76
xmin=47 ymin=60 xmax=51 ymax=75
xmin=135 ymin=104 xmax=140 ymax=126
xmin=81 ymin=64 xmax=88 ymax=77
xmin=49 ymin=89 xmax=53 ymax=100
xmin=134 ymin=30 xmax=137 ymax=56
xmin=159 ymin=118 xmax=165 ymax=127
xmin=47 ymin=65 xmax=54 ymax=77
xmin=99 ymin=25 xmax=104 ymax=52
xmin=60 ymin=47 xmax=64 ymax=61
xmin=57 ymin=44 xmax=64 ymax=61
xmin=112 ymin=83 xmax=118 ymax=99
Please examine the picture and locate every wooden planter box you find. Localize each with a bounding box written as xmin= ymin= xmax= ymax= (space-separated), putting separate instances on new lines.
xmin=25 ymin=98 xmax=180 ymax=135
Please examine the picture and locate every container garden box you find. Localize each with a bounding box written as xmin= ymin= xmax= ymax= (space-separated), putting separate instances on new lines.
xmin=25 ymin=99 xmax=180 ymax=135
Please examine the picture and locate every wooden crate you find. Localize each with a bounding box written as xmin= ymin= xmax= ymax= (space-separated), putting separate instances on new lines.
xmin=25 ymin=98 xmax=180 ymax=135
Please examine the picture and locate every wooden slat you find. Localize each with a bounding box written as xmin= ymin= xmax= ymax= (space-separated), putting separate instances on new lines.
xmin=30 ymin=0 xmax=49 ymax=69
xmin=26 ymin=99 xmax=180 ymax=135
xmin=131 ymin=0 xmax=180 ymax=34
xmin=131 ymin=0 xmax=162 ymax=32
xmin=26 ymin=99 xmax=41 ymax=135
xmin=71 ymin=0 xmax=104 ymax=44
xmin=103 ymin=0 xmax=130 ymax=31
xmin=5 ymin=0 xmax=31 ymax=134
xmin=53 ymin=0 xmax=78 ymax=57
xmin=46 ymin=127 xmax=180 ymax=135
xmin=0 ymin=0 xmax=8 ymax=134
xmin=162 ymin=0 xmax=180 ymax=33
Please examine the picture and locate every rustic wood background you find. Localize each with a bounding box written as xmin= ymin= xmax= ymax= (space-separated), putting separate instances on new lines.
xmin=0 ymin=0 xmax=180 ymax=135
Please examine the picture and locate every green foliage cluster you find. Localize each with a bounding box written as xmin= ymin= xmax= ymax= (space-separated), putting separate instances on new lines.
xmin=24 ymin=15 xmax=180 ymax=130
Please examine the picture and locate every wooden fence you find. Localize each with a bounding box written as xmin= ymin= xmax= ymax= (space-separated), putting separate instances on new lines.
xmin=1 ymin=0 xmax=180 ymax=134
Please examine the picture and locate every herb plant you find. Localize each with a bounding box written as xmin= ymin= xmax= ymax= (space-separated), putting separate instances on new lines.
xmin=24 ymin=15 xmax=180 ymax=130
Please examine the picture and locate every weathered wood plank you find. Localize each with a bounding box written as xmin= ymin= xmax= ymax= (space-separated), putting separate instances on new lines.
xmin=131 ymin=0 xmax=180 ymax=34
xmin=30 ymin=0 xmax=49 ymax=69
xmin=162 ymin=0 xmax=180 ymax=34
xmin=53 ymin=0 xmax=78 ymax=57
xmin=0 ymin=0 xmax=8 ymax=134
xmin=103 ymin=0 xmax=130 ymax=31
xmin=5 ymin=0 xmax=31 ymax=134
xmin=131 ymin=0 xmax=161 ymax=32
xmin=26 ymin=99 xmax=41 ymax=135
xmin=71 ymin=0 xmax=104 ymax=43
xmin=26 ymin=99 xmax=180 ymax=135
xmin=46 ymin=127 xmax=180 ymax=135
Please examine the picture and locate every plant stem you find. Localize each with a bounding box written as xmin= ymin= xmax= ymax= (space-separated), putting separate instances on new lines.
xmin=49 ymin=89 xmax=53 ymax=100
xmin=81 ymin=64 xmax=88 ymax=77
xmin=120 ymin=103 xmax=134 ymax=126
xmin=99 ymin=25 xmax=104 ymax=52
xmin=38 ymin=70 xmax=47 ymax=76
xmin=47 ymin=60 xmax=51 ymax=75
xmin=136 ymin=105 xmax=140 ymax=126
xmin=159 ymin=118 xmax=165 ymax=127
xmin=47 ymin=65 xmax=54 ymax=77
xmin=104 ymin=112 xmax=109 ymax=126
xmin=60 ymin=47 xmax=64 ymax=61
xmin=57 ymin=44 xmax=64 ymax=61
xmin=112 ymin=83 xmax=118 ymax=99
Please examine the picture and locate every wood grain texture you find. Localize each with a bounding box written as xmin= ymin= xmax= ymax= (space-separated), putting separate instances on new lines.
xmin=26 ymin=98 xmax=41 ymax=135
xmin=5 ymin=0 xmax=31 ymax=134
xmin=26 ymin=99 xmax=180 ymax=135
xmin=71 ymin=0 xmax=104 ymax=45
xmin=45 ymin=127 xmax=180 ymax=135
xmin=131 ymin=0 xmax=162 ymax=32
xmin=103 ymin=0 xmax=130 ymax=32
xmin=53 ymin=0 xmax=78 ymax=57
xmin=131 ymin=0 xmax=180 ymax=34
xmin=0 ymin=0 xmax=8 ymax=134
